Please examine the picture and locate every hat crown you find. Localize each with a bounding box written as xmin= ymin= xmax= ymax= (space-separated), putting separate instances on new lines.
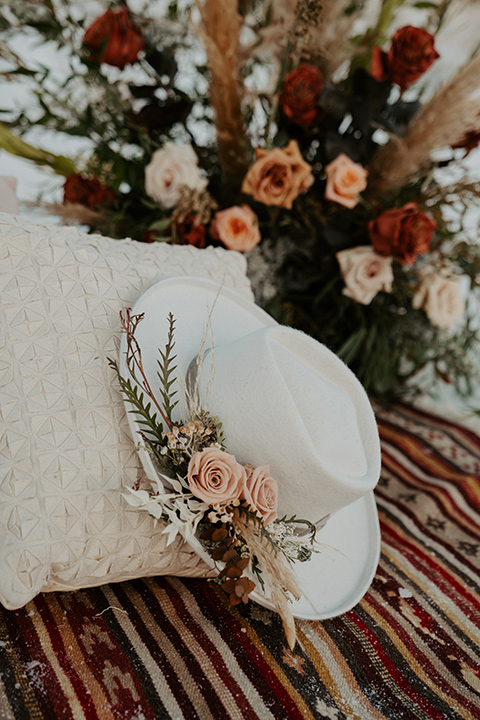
xmin=197 ymin=325 xmax=381 ymax=523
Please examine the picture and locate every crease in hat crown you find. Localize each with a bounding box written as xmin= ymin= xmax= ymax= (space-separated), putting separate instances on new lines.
xmin=192 ymin=324 xmax=381 ymax=525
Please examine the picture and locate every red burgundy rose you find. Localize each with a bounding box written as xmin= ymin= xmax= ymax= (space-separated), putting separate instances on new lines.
xmin=63 ymin=174 xmax=115 ymax=210
xmin=83 ymin=7 xmax=145 ymax=70
xmin=279 ymin=63 xmax=324 ymax=127
xmin=174 ymin=214 xmax=206 ymax=249
xmin=369 ymin=202 xmax=436 ymax=266
xmin=371 ymin=25 xmax=439 ymax=91
xmin=452 ymin=127 xmax=480 ymax=155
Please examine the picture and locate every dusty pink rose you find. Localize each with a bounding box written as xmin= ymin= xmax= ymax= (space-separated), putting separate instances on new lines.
xmin=187 ymin=447 xmax=247 ymax=505
xmin=336 ymin=246 xmax=394 ymax=305
xmin=412 ymin=269 xmax=465 ymax=328
xmin=210 ymin=205 xmax=261 ymax=252
xmin=241 ymin=140 xmax=314 ymax=209
xmin=325 ymin=154 xmax=368 ymax=209
xmin=243 ymin=465 xmax=278 ymax=525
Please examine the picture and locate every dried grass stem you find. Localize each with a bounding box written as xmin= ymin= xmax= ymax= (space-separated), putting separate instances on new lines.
xmin=196 ymin=0 xmax=250 ymax=183
xmin=233 ymin=515 xmax=300 ymax=649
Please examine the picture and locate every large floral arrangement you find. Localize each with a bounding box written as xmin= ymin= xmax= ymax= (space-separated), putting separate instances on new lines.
xmin=1 ymin=0 xmax=480 ymax=399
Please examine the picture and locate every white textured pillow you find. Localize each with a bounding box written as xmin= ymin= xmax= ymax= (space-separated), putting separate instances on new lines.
xmin=0 ymin=213 xmax=253 ymax=610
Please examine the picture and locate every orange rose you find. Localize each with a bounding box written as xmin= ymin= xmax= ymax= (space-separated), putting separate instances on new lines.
xmin=187 ymin=448 xmax=246 ymax=505
xmin=83 ymin=8 xmax=145 ymax=69
xmin=325 ymin=154 xmax=368 ymax=209
xmin=210 ymin=205 xmax=261 ymax=252
xmin=371 ymin=26 xmax=439 ymax=91
xmin=279 ymin=63 xmax=324 ymax=127
xmin=369 ymin=202 xmax=436 ymax=265
xmin=241 ymin=140 xmax=313 ymax=210
xmin=242 ymin=465 xmax=278 ymax=525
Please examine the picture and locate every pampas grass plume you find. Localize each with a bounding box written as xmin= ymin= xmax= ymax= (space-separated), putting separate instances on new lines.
xmin=196 ymin=0 xmax=250 ymax=183
xmin=368 ymin=53 xmax=480 ymax=197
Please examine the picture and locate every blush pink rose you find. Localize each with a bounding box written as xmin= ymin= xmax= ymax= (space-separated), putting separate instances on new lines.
xmin=336 ymin=246 xmax=394 ymax=305
xmin=412 ymin=269 xmax=465 ymax=328
xmin=243 ymin=465 xmax=278 ymax=525
xmin=210 ymin=205 xmax=261 ymax=252
xmin=325 ymin=154 xmax=368 ymax=209
xmin=241 ymin=140 xmax=314 ymax=210
xmin=187 ymin=448 xmax=247 ymax=505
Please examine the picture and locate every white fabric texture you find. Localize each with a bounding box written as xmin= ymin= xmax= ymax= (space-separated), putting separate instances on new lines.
xmin=0 ymin=213 xmax=252 ymax=610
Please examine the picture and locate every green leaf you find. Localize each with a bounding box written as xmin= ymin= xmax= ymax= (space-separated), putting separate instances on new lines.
xmin=0 ymin=123 xmax=77 ymax=177
xmin=156 ymin=313 xmax=179 ymax=423
xmin=108 ymin=358 xmax=165 ymax=445
xmin=337 ymin=326 xmax=367 ymax=365
xmin=148 ymin=218 xmax=171 ymax=232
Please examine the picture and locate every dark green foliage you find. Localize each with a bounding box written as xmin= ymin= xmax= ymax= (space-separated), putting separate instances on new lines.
xmin=108 ymin=357 xmax=166 ymax=445
xmin=157 ymin=313 xmax=179 ymax=424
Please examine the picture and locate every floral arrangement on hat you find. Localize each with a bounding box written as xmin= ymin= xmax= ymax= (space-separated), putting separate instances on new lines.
xmin=1 ymin=1 xmax=480 ymax=400
xmin=110 ymin=309 xmax=316 ymax=649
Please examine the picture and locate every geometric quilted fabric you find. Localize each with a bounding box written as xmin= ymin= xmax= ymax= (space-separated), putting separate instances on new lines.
xmin=0 ymin=213 xmax=253 ymax=610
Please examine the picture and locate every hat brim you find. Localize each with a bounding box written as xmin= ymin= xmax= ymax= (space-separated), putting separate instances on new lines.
xmin=120 ymin=276 xmax=381 ymax=620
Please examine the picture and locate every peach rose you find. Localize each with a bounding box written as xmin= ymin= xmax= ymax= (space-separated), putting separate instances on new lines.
xmin=210 ymin=205 xmax=261 ymax=252
xmin=336 ymin=246 xmax=394 ymax=305
xmin=241 ymin=140 xmax=314 ymax=210
xmin=243 ymin=466 xmax=278 ymax=526
xmin=412 ymin=269 xmax=465 ymax=328
xmin=187 ymin=448 xmax=247 ymax=505
xmin=325 ymin=154 xmax=368 ymax=209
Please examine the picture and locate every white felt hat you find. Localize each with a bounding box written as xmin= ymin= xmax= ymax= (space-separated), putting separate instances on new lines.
xmin=121 ymin=277 xmax=381 ymax=620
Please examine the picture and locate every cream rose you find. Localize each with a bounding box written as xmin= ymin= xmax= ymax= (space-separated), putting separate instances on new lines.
xmin=187 ymin=447 xmax=247 ymax=505
xmin=210 ymin=205 xmax=261 ymax=252
xmin=325 ymin=154 xmax=368 ymax=209
xmin=336 ymin=246 xmax=394 ymax=305
xmin=145 ymin=142 xmax=207 ymax=208
xmin=412 ymin=269 xmax=465 ymax=328
xmin=243 ymin=465 xmax=278 ymax=525
xmin=241 ymin=140 xmax=314 ymax=210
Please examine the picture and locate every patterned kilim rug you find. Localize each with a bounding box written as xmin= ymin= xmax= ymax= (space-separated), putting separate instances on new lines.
xmin=1 ymin=403 xmax=480 ymax=720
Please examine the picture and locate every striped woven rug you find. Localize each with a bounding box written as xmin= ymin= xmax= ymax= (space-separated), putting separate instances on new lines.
xmin=1 ymin=403 xmax=480 ymax=719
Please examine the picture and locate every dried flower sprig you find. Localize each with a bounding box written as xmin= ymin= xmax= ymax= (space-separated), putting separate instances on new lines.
xmin=112 ymin=310 xmax=317 ymax=649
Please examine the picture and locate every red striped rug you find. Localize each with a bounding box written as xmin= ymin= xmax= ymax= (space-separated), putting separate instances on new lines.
xmin=1 ymin=403 xmax=480 ymax=719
